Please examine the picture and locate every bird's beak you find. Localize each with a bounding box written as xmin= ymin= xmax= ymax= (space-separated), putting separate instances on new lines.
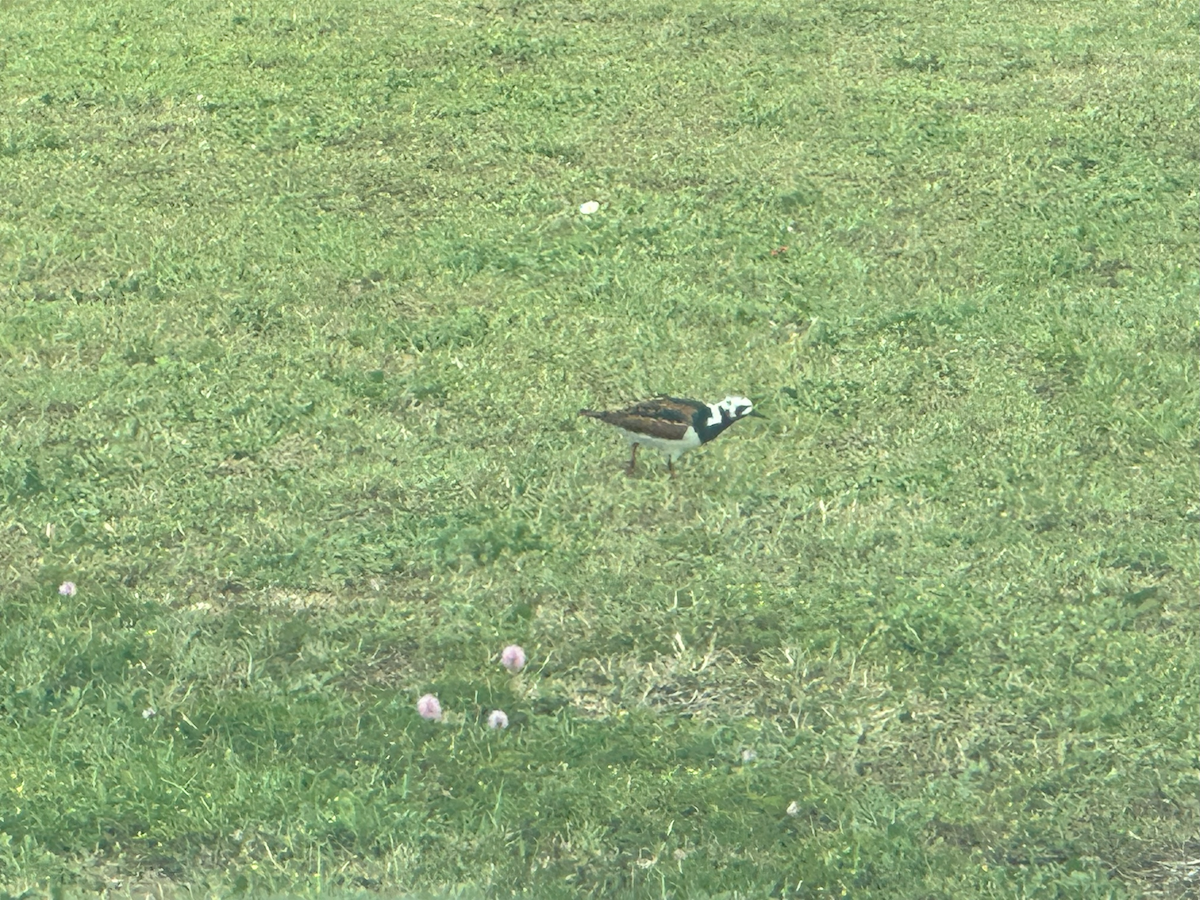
xmin=747 ymin=410 xmax=765 ymax=419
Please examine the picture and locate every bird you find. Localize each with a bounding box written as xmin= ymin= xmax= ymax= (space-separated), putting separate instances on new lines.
xmin=579 ymin=395 xmax=760 ymax=476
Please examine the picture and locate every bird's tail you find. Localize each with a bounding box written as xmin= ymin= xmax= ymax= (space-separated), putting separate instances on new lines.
xmin=578 ymin=409 xmax=604 ymax=419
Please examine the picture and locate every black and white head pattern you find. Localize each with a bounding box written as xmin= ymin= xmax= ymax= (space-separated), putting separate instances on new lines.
xmin=697 ymin=395 xmax=755 ymax=443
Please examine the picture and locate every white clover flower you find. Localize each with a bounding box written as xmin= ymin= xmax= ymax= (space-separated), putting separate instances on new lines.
xmin=417 ymin=694 xmax=442 ymax=721
xmin=500 ymin=644 xmax=527 ymax=673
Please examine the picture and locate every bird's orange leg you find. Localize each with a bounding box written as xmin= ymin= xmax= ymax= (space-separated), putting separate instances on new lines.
xmin=627 ymin=443 xmax=638 ymax=476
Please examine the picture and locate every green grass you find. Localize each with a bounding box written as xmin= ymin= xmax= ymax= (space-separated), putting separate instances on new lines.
xmin=1 ymin=0 xmax=1197 ymax=897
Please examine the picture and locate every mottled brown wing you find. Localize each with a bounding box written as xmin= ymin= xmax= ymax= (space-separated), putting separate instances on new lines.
xmin=624 ymin=397 xmax=703 ymax=422
xmin=596 ymin=409 xmax=690 ymax=440
xmin=595 ymin=397 xmax=702 ymax=440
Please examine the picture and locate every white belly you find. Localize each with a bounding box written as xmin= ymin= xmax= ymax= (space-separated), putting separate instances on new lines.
xmin=618 ymin=426 xmax=701 ymax=460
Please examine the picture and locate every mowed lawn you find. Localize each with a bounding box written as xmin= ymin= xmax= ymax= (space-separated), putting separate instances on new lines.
xmin=1 ymin=0 xmax=1196 ymax=897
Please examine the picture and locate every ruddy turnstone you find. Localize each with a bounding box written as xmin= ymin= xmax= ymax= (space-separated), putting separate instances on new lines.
xmin=579 ymin=395 xmax=760 ymax=475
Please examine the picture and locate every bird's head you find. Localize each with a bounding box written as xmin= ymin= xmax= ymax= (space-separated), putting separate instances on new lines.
xmin=709 ymin=395 xmax=760 ymax=424
xmin=694 ymin=396 xmax=763 ymax=443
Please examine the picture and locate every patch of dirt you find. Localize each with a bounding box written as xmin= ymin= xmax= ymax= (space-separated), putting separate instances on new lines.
xmin=552 ymin=645 xmax=771 ymax=721
xmin=1118 ymin=840 xmax=1200 ymax=899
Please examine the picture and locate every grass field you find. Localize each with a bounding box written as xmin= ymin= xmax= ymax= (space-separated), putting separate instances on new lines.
xmin=1 ymin=0 xmax=1197 ymax=897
